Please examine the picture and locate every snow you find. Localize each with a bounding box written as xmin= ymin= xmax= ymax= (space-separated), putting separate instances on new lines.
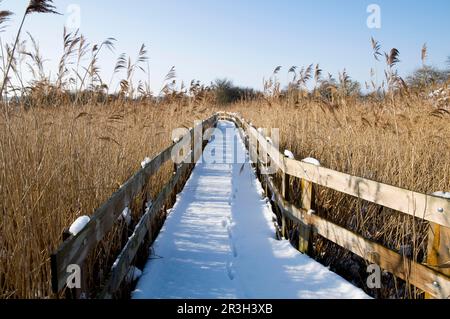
xmin=69 ymin=216 xmax=90 ymax=236
xmin=302 ymin=157 xmax=321 ymax=166
xmin=119 ymin=207 xmax=132 ymax=225
xmin=141 ymin=157 xmax=151 ymax=169
xmin=284 ymin=150 xmax=295 ymax=159
xmin=432 ymin=191 xmax=450 ymax=199
xmin=132 ymin=121 xmax=369 ymax=299
xmin=126 ymin=266 xmax=143 ymax=283
xmin=428 ymin=88 xmax=449 ymax=107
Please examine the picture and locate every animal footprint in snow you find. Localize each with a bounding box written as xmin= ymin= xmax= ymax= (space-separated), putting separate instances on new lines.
xmin=227 ymin=225 xmax=233 ymax=239
xmin=230 ymin=241 xmax=238 ymax=258
xmin=239 ymin=164 xmax=245 ymax=175
xmin=226 ymin=262 xmax=236 ymax=280
xmin=221 ymin=219 xmax=228 ymax=228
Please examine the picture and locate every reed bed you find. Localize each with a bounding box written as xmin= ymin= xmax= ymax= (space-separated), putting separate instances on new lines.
xmin=0 ymin=0 xmax=449 ymax=299
xmin=229 ymin=94 xmax=450 ymax=298
xmin=0 ymin=102 xmax=213 ymax=298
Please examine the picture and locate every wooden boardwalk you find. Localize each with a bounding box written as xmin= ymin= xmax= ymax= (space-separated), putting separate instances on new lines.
xmin=50 ymin=112 xmax=450 ymax=299
xmin=132 ymin=121 xmax=368 ymax=299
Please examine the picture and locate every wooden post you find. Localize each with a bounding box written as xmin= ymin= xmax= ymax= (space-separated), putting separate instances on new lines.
xmin=426 ymin=223 xmax=450 ymax=298
xmin=172 ymin=140 xmax=179 ymax=203
xmin=298 ymin=179 xmax=314 ymax=254
xmin=194 ymin=120 xmax=203 ymax=165
xmin=281 ymin=215 xmax=287 ymax=239
xmin=281 ymin=172 xmax=290 ymax=201
xmin=255 ymin=141 xmax=261 ymax=177
xmin=190 ymin=129 xmax=196 ymax=171
xmin=281 ymin=165 xmax=290 ymax=239
xmin=173 ymin=140 xmax=178 ymax=174
xmin=264 ymin=128 xmax=271 ymax=196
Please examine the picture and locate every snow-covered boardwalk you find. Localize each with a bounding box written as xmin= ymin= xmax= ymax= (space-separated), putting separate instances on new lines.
xmin=132 ymin=121 xmax=369 ymax=299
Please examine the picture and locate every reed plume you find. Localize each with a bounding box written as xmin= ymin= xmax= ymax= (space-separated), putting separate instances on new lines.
xmin=421 ymin=43 xmax=427 ymax=66
xmin=0 ymin=2 xmax=13 ymax=32
xmin=1 ymin=0 xmax=59 ymax=98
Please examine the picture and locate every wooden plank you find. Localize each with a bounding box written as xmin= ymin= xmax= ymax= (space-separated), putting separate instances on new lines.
xmin=284 ymin=159 xmax=450 ymax=228
xmin=100 ymin=119 xmax=217 ymax=298
xmin=280 ymin=158 xmax=290 ymax=240
xmin=224 ymin=112 xmax=450 ymax=228
xmin=248 ymin=129 xmax=259 ymax=168
xmin=223 ymin=112 xmax=450 ymax=297
xmin=99 ymin=162 xmax=190 ymax=299
xmin=248 ymin=125 xmax=284 ymax=171
xmin=426 ymin=222 xmax=450 ymax=299
xmin=281 ymin=173 xmax=290 ymax=202
xmin=310 ymin=215 xmax=450 ymax=298
xmin=425 ymin=215 xmax=450 ymax=299
xmin=427 ymin=225 xmax=450 ymax=272
xmin=260 ymin=172 xmax=310 ymax=228
xmin=51 ymin=117 xmax=216 ymax=293
xmin=51 ymin=148 xmax=171 ymax=293
xmin=298 ymin=179 xmax=313 ymax=254
xmin=261 ymin=171 xmax=450 ymax=298
xmin=193 ymin=122 xmax=202 ymax=163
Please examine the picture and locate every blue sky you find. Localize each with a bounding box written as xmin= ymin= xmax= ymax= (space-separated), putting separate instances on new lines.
xmin=1 ymin=0 xmax=450 ymax=92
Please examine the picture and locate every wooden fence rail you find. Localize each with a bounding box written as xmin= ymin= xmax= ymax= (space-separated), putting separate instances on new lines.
xmin=218 ymin=111 xmax=450 ymax=299
xmin=51 ymin=111 xmax=449 ymax=299
xmin=51 ymin=115 xmax=217 ymax=296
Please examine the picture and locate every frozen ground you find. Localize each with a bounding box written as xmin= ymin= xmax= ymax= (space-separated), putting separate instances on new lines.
xmin=132 ymin=121 xmax=369 ymax=299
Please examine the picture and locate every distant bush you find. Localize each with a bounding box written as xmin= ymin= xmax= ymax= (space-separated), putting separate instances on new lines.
xmin=212 ymin=79 xmax=258 ymax=104
xmin=406 ymin=66 xmax=448 ymax=89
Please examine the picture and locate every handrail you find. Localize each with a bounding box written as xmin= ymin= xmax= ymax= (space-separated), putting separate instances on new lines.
xmin=50 ymin=111 xmax=449 ymax=299
xmin=50 ymin=115 xmax=217 ymax=294
xmin=218 ymin=112 xmax=450 ymax=228
xmin=217 ymin=111 xmax=450 ymax=299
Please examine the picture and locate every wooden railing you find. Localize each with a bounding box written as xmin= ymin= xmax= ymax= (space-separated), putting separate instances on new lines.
xmin=50 ymin=115 xmax=217 ymax=298
xmin=51 ymin=111 xmax=450 ymax=299
xmin=218 ymin=112 xmax=450 ymax=299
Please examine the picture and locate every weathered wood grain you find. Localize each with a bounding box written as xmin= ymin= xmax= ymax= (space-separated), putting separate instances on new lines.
xmin=51 ymin=116 xmax=217 ymax=293
xmin=99 ymin=162 xmax=190 ymax=298
xmin=260 ymin=172 xmax=450 ymax=298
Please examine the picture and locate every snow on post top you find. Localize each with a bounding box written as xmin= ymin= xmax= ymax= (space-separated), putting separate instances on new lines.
xmin=284 ymin=150 xmax=295 ymax=159
xmin=432 ymin=191 xmax=450 ymax=199
xmin=119 ymin=207 xmax=132 ymax=225
xmin=141 ymin=157 xmax=151 ymax=169
xmin=126 ymin=266 xmax=143 ymax=283
xmin=69 ymin=216 xmax=90 ymax=236
xmin=302 ymin=157 xmax=321 ymax=166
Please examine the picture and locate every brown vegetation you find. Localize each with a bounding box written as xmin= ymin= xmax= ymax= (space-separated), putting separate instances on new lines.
xmin=1 ymin=1 xmax=449 ymax=299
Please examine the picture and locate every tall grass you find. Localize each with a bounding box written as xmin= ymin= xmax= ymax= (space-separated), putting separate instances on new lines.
xmin=0 ymin=101 xmax=215 ymax=298
xmin=0 ymin=1 xmax=449 ymax=299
